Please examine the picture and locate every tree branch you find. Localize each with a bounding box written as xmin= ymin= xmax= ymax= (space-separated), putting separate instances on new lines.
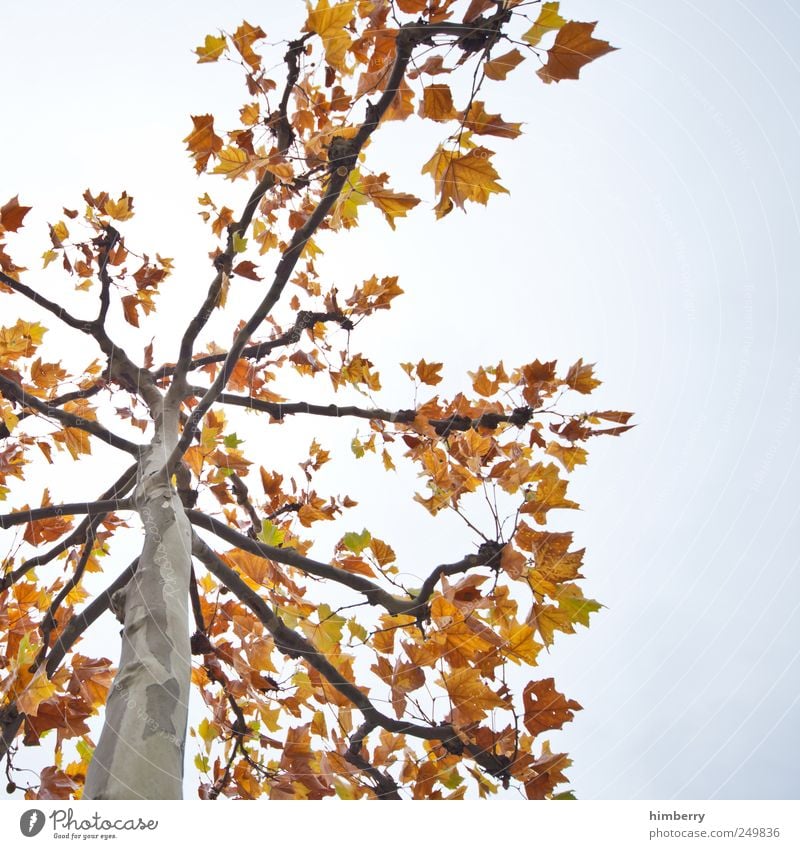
xmin=0 ymin=372 xmax=141 ymax=455
xmin=215 ymin=393 xmax=533 ymax=434
xmin=0 ymin=497 xmax=132 ymax=530
xmin=170 ymin=35 xmax=313 ymax=393
xmin=0 ymin=462 xmax=138 ymax=592
xmin=187 ymin=509 xmax=410 ymax=615
xmin=0 ymin=560 xmax=138 ymax=765
xmin=0 ymin=269 xmax=91 ymax=332
xmin=192 ymin=536 xmax=512 ymax=786
xmin=151 ymin=310 xmax=352 ymax=382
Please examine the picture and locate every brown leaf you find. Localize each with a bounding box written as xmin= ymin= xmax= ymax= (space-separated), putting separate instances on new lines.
xmin=537 ymin=21 xmax=617 ymax=84
xmin=1 ymin=196 xmax=32 ymax=232
xmin=523 ymin=678 xmax=582 ymax=737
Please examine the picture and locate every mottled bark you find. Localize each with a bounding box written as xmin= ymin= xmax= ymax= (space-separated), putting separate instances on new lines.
xmin=84 ymin=404 xmax=191 ymax=800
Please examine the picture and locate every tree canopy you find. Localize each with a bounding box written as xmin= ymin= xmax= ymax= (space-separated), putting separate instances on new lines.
xmin=0 ymin=0 xmax=628 ymax=800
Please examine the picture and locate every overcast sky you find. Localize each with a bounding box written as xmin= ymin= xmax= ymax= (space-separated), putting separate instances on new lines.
xmin=2 ymin=0 xmax=799 ymax=801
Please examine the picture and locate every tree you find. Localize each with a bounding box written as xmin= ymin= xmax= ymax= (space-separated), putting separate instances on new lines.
xmin=0 ymin=1 xmax=627 ymax=800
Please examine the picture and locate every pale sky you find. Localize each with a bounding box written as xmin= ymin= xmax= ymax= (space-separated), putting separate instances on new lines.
xmin=1 ymin=0 xmax=799 ymax=801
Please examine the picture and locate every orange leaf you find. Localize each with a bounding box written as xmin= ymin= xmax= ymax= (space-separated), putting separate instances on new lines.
xmin=184 ymin=115 xmax=223 ymax=174
xmin=461 ymin=101 xmax=522 ymax=140
xmin=537 ymin=21 xmax=617 ymax=84
xmin=1 ymin=196 xmax=32 ymax=233
xmin=565 ymin=358 xmax=601 ymax=394
xmin=419 ymin=84 xmax=457 ymax=122
xmin=232 ymin=21 xmax=266 ymax=70
xmin=484 ymin=48 xmax=525 ymax=81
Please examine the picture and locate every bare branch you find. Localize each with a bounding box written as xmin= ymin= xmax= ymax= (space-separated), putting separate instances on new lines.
xmin=0 ymin=497 xmax=133 ymax=530
xmin=0 ymin=269 xmax=91 ymax=332
xmin=0 ymin=462 xmax=137 ymax=592
xmin=0 ymin=372 xmax=141 ymax=456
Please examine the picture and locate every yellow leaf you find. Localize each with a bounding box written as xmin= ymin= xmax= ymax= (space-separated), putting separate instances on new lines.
xmin=545 ymin=441 xmax=588 ymax=472
xmin=17 ymin=671 xmax=56 ymax=717
xmin=232 ymin=21 xmax=266 ymax=70
xmin=305 ymin=0 xmax=356 ymax=73
xmin=565 ymin=358 xmax=601 ymax=394
xmin=422 ymin=146 xmax=508 ymax=217
xmin=522 ymin=2 xmax=566 ymax=47
xmin=51 ymin=220 xmax=69 ymax=242
xmin=195 ymin=34 xmax=227 ymax=63
xmin=41 ymin=249 xmax=59 ymax=268
xmin=103 ymin=194 xmax=134 ymax=221
xmin=213 ymin=146 xmax=252 ymax=181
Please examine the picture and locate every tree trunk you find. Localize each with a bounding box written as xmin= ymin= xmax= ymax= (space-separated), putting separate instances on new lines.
xmin=83 ymin=408 xmax=191 ymax=800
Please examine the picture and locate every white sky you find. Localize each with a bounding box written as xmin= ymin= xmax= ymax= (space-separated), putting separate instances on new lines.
xmin=1 ymin=0 xmax=798 ymax=801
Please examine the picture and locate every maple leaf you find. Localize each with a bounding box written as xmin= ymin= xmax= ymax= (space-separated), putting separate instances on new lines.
xmin=362 ymin=176 xmax=421 ymax=229
xmin=184 ymin=115 xmax=223 ymax=174
xmin=522 ymin=2 xmax=567 ymax=47
xmin=439 ymin=667 xmax=508 ymax=725
xmin=522 ymin=678 xmax=582 ymax=737
xmin=194 ymin=34 xmax=227 ymax=63
xmin=545 ymin=440 xmax=588 ymax=472
xmin=537 ymin=21 xmax=617 ymax=84
xmin=1 ymin=195 xmax=32 ymax=233
xmin=23 ymin=489 xmax=74 ymax=545
xmin=565 ymin=358 xmax=602 ymax=393
xmin=305 ymin=0 xmax=356 ymax=73
xmin=420 ymin=84 xmax=458 ymax=122
xmin=461 ymin=101 xmax=522 ymax=139
xmin=212 ymin=146 xmax=253 ymax=181
xmin=16 ymin=670 xmax=57 ymax=717
xmin=422 ymin=146 xmax=508 ymax=218
xmin=483 ymin=48 xmax=525 ymax=81
xmin=231 ymin=21 xmax=266 ymax=70
xmin=103 ymin=193 xmax=134 ymax=221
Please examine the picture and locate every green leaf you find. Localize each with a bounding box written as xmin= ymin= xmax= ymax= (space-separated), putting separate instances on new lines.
xmin=233 ymin=232 xmax=248 ymax=253
xmin=343 ymin=528 xmax=371 ymax=554
xmin=258 ymin=519 xmax=286 ymax=548
xmin=223 ymin=432 xmax=244 ymax=448
xmin=351 ymin=436 xmax=365 ymax=458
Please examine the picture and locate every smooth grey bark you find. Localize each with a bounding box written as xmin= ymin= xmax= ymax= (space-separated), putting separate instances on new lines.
xmin=83 ymin=402 xmax=192 ymax=800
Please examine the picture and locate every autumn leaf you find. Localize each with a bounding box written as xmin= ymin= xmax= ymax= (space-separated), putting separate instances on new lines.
xmin=522 ymin=678 xmax=582 ymax=737
xmin=565 ymin=358 xmax=601 ymax=393
xmin=546 ymin=440 xmax=588 ymax=472
xmin=23 ymin=489 xmax=74 ymax=545
xmin=213 ymin=146 xmax=259 ymax=181
xmin=522 ymin=2 xmax=567 ymax=47
xmin=195 ymin=34 xmax=227 ymax=63
xmin=461 ymin=102 xmax=522 ymax=139
xmin=1 ymin=195 xmax=32 ymax=233
xmin=103 ymin=194 xmax=134 ymax=221
xmin=483 ymin=48 xmax=525 ymax=81
xmin=232 ymin=21 xmax=266 ymax=70
xmin=415 ymin=359 xmax=443 ymax=385
xmin=184 ymin=115 xmax=223 ymax=174
xmin=419 ymin=84 xmax=458 ymax=121
xmin=16 ymin=670 xmax=57 ymax=716
xmin=438 ymin=667 xmax=508 ymax=725
xmin=537 ymin=21 xmax=617 ymax=84
xmin=422 ymin=146 xmax=508 ymax=217
xmin=361 ymin=176 xmax=421 ymax=229
xmin=305 ymin=0 xmax=355 ymax=73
